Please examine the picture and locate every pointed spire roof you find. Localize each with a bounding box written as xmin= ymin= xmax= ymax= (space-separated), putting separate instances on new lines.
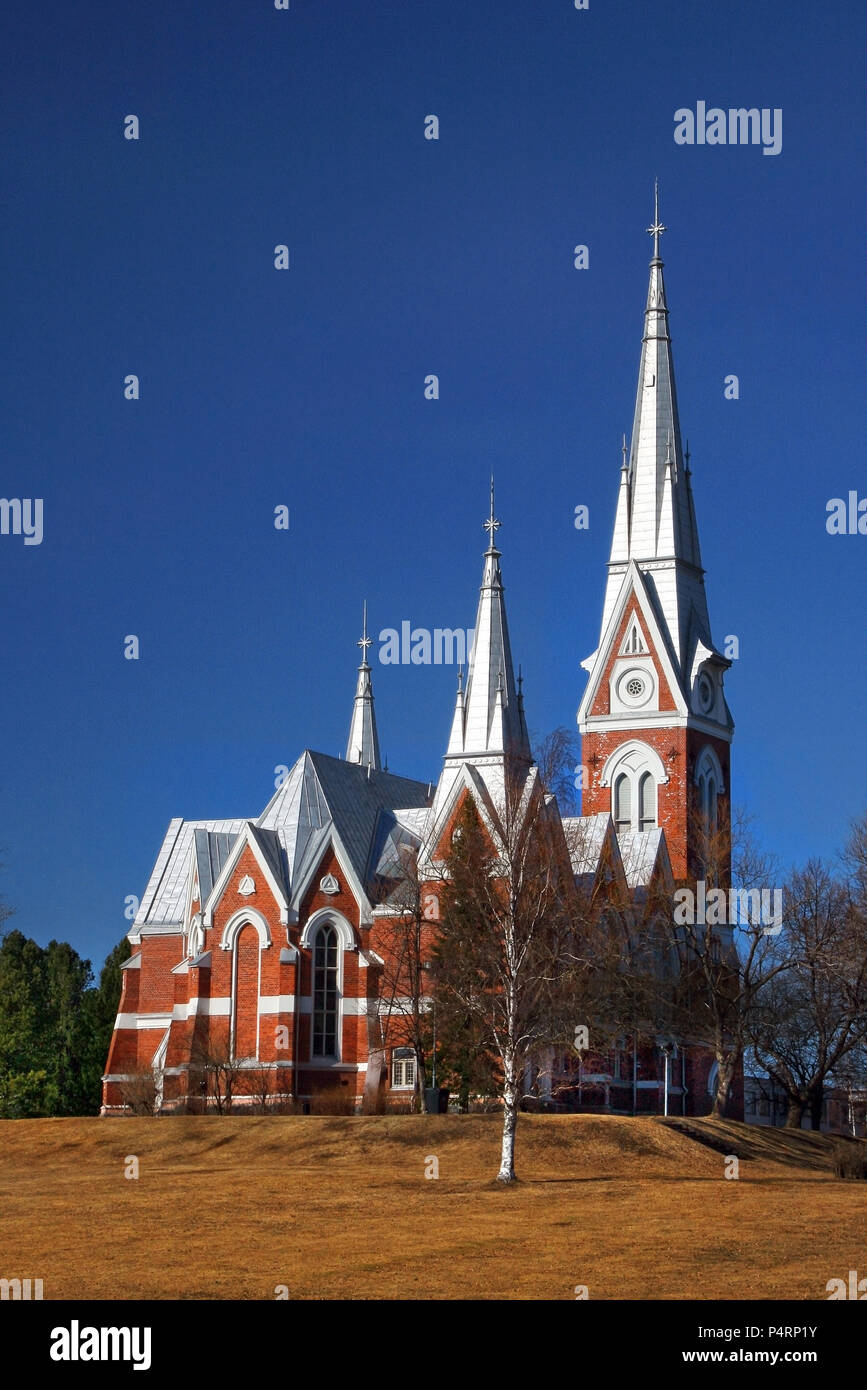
xmin=455 ymin=479 xmax=531 ymax=761
xmin=345 ymin=601 xmax=381 ymax=769
xmin=599 ymin=184 xmax=713 ymax=674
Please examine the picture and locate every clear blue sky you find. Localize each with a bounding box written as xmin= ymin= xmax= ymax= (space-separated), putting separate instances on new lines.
xmin=1 ymin=1 xmax=864 ymax=971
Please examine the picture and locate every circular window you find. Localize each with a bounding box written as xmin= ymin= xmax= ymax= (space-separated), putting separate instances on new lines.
xmin=617 ymin=667 xmax=653 ymax=708
xmin=697 ymin=672 xmax=714 ymax=713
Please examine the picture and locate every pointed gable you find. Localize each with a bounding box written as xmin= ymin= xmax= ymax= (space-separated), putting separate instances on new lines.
xmin=579 ymin=561 xmax=686 ymax=724
xmin=258 ymin=748 xmax=431 ymax=909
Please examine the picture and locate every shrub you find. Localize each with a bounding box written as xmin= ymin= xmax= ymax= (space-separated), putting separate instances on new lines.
xmin=832 ymin=1142 xmax=867 ymax=1179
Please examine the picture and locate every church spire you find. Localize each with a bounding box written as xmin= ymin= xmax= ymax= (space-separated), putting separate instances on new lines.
xmin=430 ymin=482 xmax=532 ymax=831
xmin=457 ymin=480 xmax=531 ymax=761
xmin=598 ymin=186 xmax=710 ymax=671
xmin=345 ymin=601 xmax=381 ymax=769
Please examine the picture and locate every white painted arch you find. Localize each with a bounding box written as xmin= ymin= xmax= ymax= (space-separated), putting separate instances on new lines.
xmin=219 ymin=907 xmax=273 ymax=952
xmin=599 ymin=739 xmax=668 ymax=789
xmin=299 ymin=907 xmax=357 ymax=952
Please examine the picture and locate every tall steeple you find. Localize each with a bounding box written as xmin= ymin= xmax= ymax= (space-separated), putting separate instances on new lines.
xmin=431 ymin=482 xmax=531 ymax=827
xmin=345 ymin=601 xmax=381 ymax=770
xmin=599 ymin=183 xmax=710 ymax=674
xmin=578 ymin=191 xmax=733 ymax=881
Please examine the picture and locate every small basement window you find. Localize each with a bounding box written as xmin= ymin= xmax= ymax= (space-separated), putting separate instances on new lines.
xmin=391 ymin=1048 xmax=416 ymax=1090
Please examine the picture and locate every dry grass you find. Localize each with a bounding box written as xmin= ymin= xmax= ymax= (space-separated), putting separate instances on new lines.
xmin=0 ymin=1113 xmax=863 ymax=1300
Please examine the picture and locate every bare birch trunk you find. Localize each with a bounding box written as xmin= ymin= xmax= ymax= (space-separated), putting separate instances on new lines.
xmin=497 ymin=1046 xmax=518 ymax=1183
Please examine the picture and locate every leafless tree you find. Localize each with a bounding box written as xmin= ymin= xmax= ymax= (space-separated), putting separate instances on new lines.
xmin=664 ymin=804 xmax=791 ymax=1117
xmin=431 ymin=772 xmax=581 ymax=1182
xmin=747 ymin=857 xmax=867 ymax=1128
xmin=369 ymin=840 xmax=439 ymax=1114
xmin=117 ymin=1065 xmax=158 ymax=1117
xmin=189 ymin=1037 xmax=245 ymax=1115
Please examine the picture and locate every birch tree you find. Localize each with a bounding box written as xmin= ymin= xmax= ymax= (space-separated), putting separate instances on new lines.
xmin=431 ymin=778 xmax=577 ymax=1183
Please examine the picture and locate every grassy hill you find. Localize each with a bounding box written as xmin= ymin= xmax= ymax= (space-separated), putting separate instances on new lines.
xmin=1 ymin=1113 xmax=863 ymax=1300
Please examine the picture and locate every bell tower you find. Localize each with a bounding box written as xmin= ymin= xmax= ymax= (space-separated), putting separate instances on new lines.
xmin=577 ymin=189 xmax=734 ymax=879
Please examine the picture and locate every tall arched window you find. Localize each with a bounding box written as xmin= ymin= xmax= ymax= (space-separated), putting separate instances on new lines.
xmin=232 ymin=923 xmax=260 ymax=1061
xmin=312 ymin=923 xmax=339 ymax=1058
xmin=639 ymin=771 xmax=656 ymax=831
xmin=613 ymin=773 xmax=632 ymax=833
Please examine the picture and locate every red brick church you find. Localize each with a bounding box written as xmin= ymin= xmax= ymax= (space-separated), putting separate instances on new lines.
xmin=102 ymin=199 xmax=741 ymax=1119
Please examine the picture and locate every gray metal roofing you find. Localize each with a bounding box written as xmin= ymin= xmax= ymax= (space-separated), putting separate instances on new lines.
xmin=248 ymin=824 xmax=290 ymax=898
xmin=135 ymin=752 xmax=432 ymax=930
xmin=259 ymin=749 xmax=431 ymax=891
xmin=617 ymin=827 xmax=663 ymax=889
xmin=563 ymin=812 xmax=611 ymax=876
xmin=135 ymin=818 xmax=247 ymax=926
xmin=193 ymin=829 xmax=239 ymax=906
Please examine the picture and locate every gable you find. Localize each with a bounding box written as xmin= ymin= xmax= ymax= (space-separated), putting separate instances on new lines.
xmin=203 ymin=824 xmax=289 ymax=928
xmin=579 ymin=563 xmax=688 ymax=725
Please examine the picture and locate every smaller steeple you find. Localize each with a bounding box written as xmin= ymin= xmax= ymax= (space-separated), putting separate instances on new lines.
xmin=447 ymin=480 xmax=530 ymax=762
xmin=345 ymin=601 xmax=381 ymax=770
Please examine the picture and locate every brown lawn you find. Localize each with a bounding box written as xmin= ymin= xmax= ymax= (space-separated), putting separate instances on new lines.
xmin=0 ymin=1113 xmax=863 ymax=1300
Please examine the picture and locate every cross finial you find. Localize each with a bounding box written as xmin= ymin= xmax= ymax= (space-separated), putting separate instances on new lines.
xmin=646 ymin=178 xmax=666 ymax=260
xmin=621 ymin=433 xmax=628 ymax=469
xmin=357 ymin=599 xmax=372 ymax=660
xmin=484 ymin=473 xmax=501 ymax=551
xmin=684 ymin=438 xmax=691 ymax=471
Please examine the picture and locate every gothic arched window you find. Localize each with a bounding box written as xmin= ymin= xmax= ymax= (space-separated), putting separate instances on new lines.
xmin=312 ymin=922 xmax=339 ymax=1058
xmin=614 ymin=773 xmax=632 ymax=834
xmin=605 ymin=742 xmax=665 ymax=835
xmin=639 ymin=771 xmax=656 ymax=831
xmin=695 ymin=747 xmax=724 ymax=835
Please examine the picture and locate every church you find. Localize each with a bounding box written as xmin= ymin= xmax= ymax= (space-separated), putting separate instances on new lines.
xmin=102 ymin=197 xmax=740 ymax=1120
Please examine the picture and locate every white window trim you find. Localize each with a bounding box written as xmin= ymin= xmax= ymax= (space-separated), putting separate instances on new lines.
xmin=603 ymin=740 xmax=667 ymax=834
xmin=310 ymin=918 xmax=342 ymax=1063
xmin=391 ymin=1047 xmax=417 ymax=1091
xmin=231 ymin=923 xmax=263 ymax=1061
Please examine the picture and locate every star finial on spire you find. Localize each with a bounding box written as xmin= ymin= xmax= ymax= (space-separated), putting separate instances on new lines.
xmin=484 ymin=474 xmax=501 ymax=552
xmin=357 ymin=599 xmax=372 ymax=662
xmin=646 ymin=178 xmax=666 ymax=260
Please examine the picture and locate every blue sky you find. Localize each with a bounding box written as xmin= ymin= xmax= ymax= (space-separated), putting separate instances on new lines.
xmin=1 ymin=1 xmax=864 ymax=971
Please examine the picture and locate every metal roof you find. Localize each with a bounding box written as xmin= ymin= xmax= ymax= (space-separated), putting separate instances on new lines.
xmin=135 ymin=818 xmax=247 ymax=927
xmin=193 ymin=829 xmax=239 ymax=906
